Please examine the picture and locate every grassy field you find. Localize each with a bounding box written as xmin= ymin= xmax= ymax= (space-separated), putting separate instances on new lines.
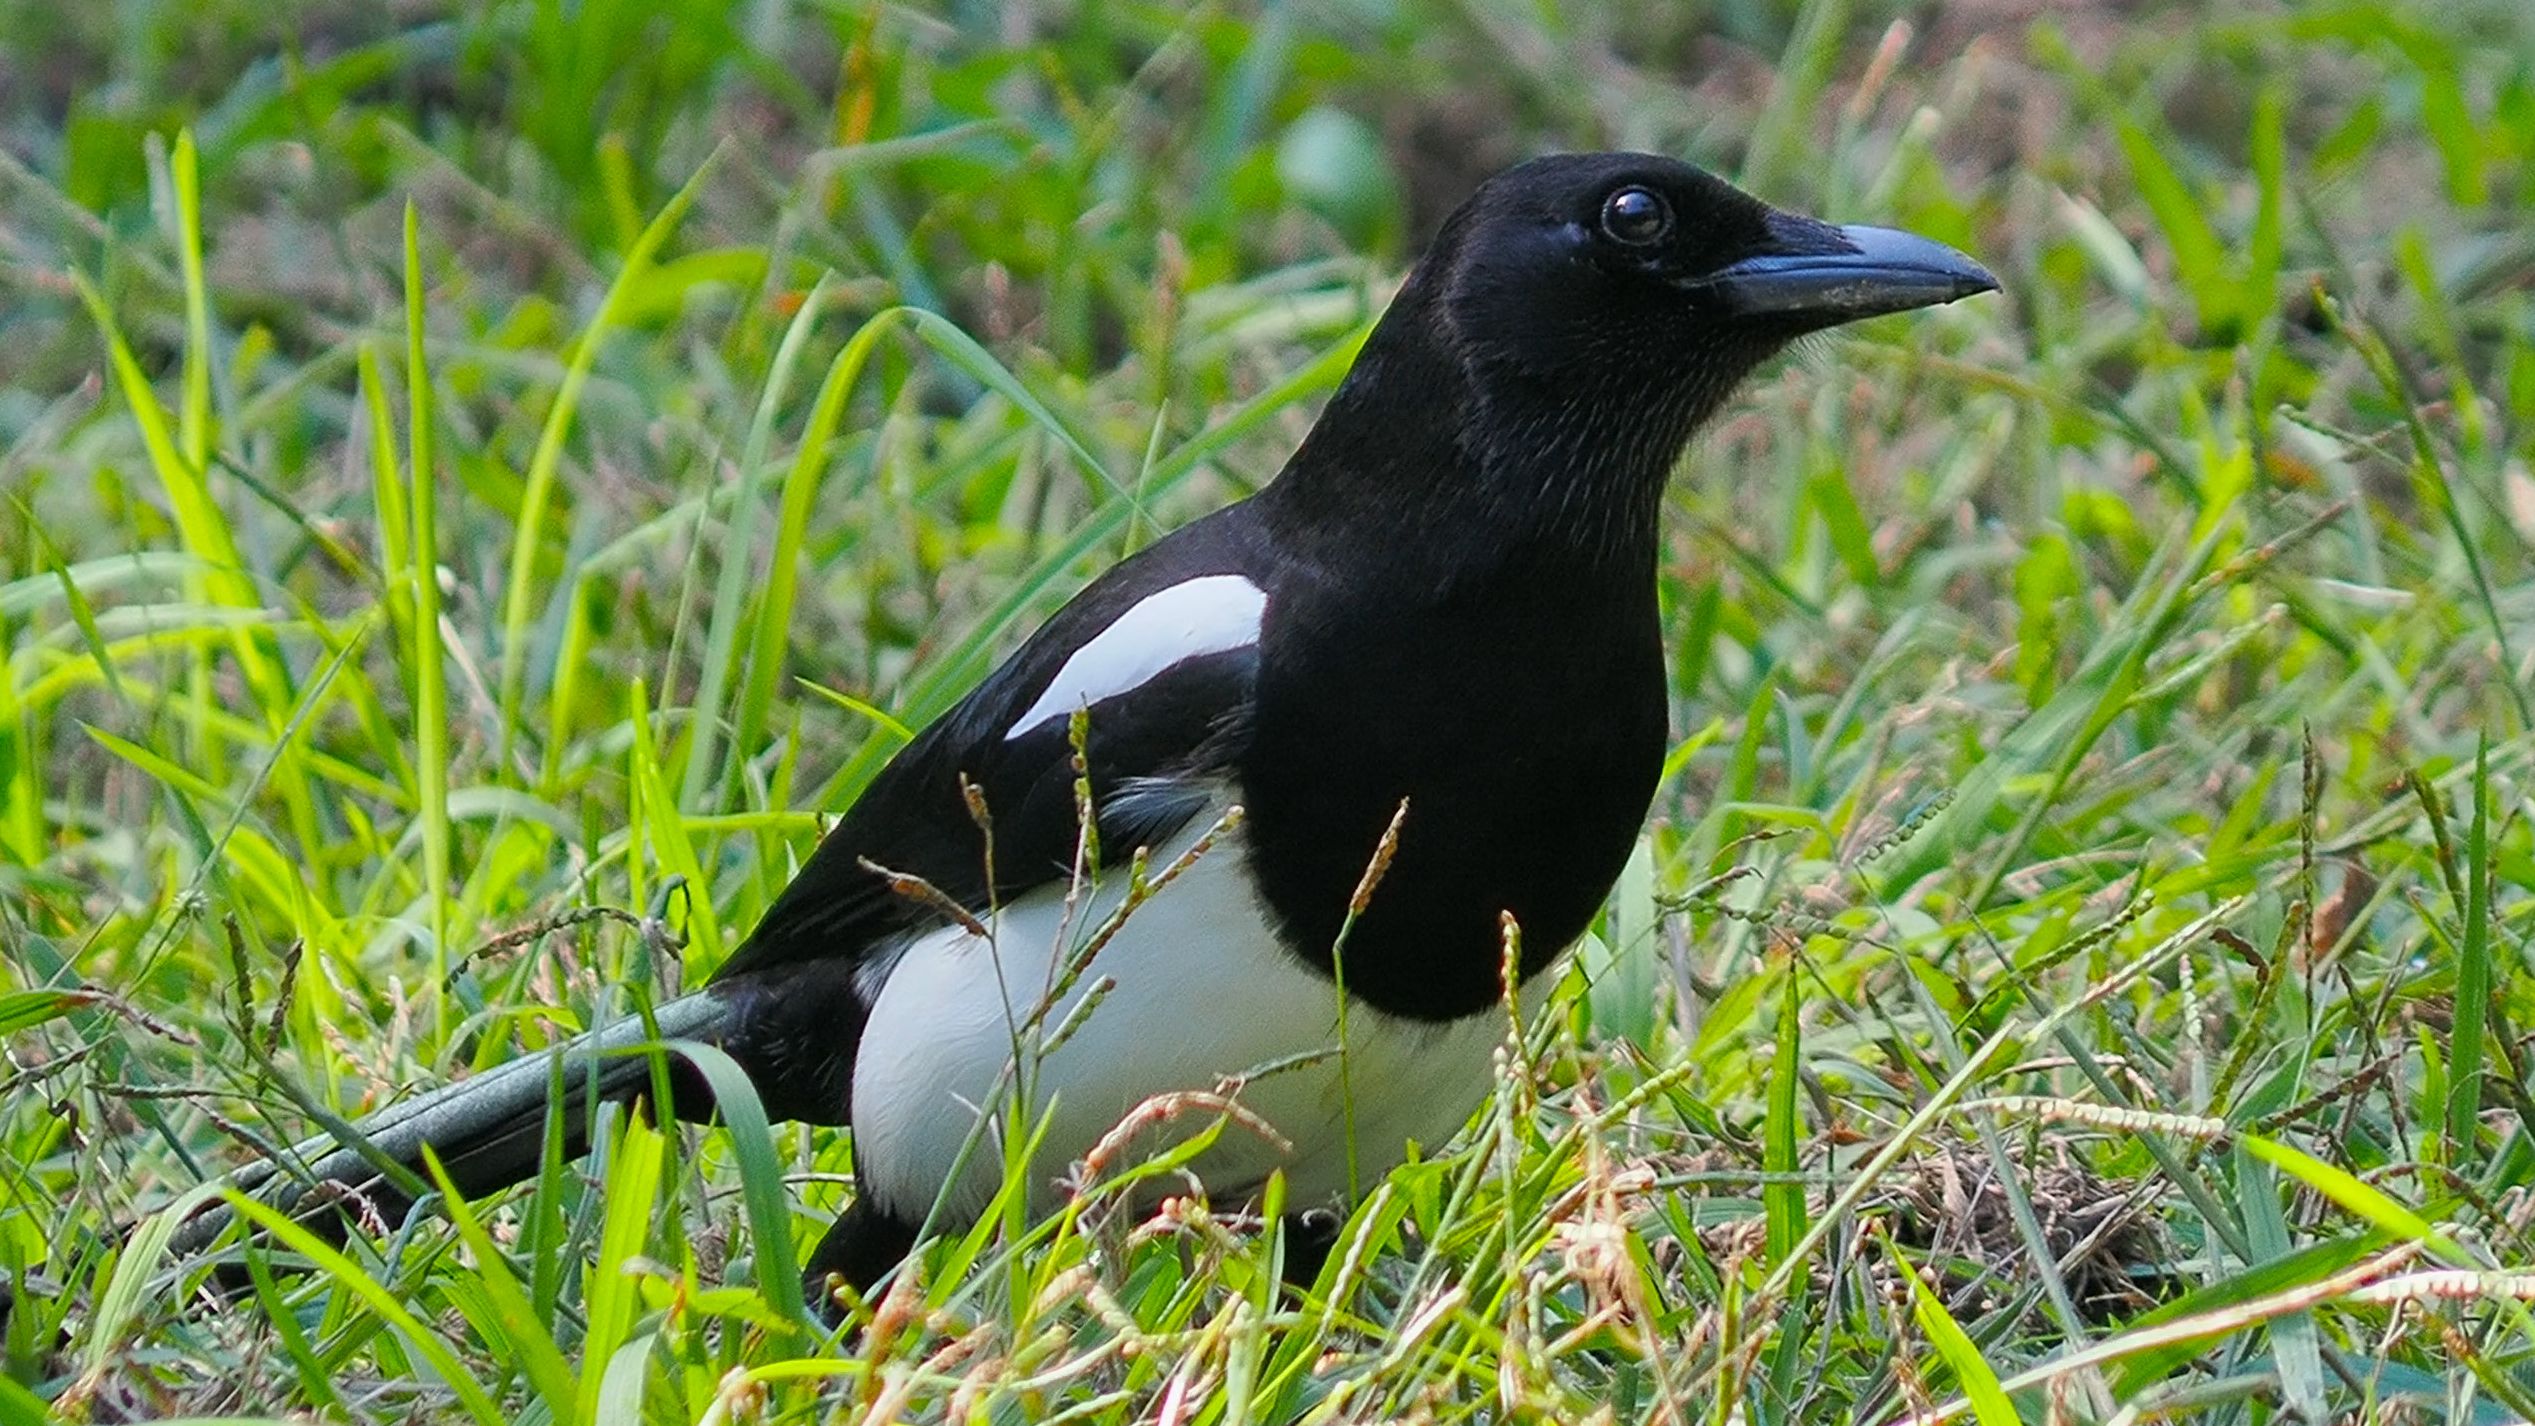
xmin=4 ymin=0 xmax=2535 ymax=1420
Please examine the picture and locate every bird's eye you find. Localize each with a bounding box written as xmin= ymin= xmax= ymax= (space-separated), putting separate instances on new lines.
xmin=1599 ymin=186 xmax=1671 ymax=246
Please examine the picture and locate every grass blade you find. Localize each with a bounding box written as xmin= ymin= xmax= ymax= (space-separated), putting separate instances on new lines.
xmin=580 ymin=1109 xmax=667 ymax=1424
xmin=1763 ymin=969 xmax=1805 ymax=1269
xmin=2446 ymin=736 xmax=2490 ymax=1156
xmin=496 ymin=153 xmax=717 ymax=759
xmin=685 ymin=272 xmax=836 ymax=815
xmin=423 ymin=1150 xmax=581 ymax=1421
xmin=404 ymin=202 xmax=453 ymax=1036
xmin=221 ymin=1194 xmax=507 ymax=1425
xmin=2236 ymin=1133 xmax=2473 ymax=1266
xmin=1890 ymin=1234 xmax=2018 ymax=1426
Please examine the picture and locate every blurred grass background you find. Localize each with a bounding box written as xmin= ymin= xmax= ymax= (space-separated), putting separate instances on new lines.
xmin=4 ymin=0 xmax=2535 ymax=1420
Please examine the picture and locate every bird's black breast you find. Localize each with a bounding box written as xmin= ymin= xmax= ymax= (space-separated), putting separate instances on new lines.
xmin=1237 ymin=559 xmax=1666 ymax=1022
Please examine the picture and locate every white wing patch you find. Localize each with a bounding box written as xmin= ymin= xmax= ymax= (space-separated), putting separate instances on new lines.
xmin=1004 ymin=575 xmax=1267 ymax=741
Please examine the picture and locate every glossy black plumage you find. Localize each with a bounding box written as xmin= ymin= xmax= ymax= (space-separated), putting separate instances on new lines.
xmin=179 ymin=151 xmax=1996 ymax=1308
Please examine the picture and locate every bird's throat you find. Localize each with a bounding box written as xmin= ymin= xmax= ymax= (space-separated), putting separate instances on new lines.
xmin=1260 ymin=349 xmax=1702 ymax=590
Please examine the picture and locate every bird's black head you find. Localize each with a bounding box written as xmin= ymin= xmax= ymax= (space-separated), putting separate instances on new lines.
xmin=1429 ymin=152 xmax=1995 ymax=449
xmin=1272 ymin=152 xmax=1995 ymax=566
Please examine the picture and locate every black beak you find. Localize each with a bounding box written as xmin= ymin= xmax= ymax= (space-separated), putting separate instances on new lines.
xmin=1691 ymin=218 xmax=1998 ymax=321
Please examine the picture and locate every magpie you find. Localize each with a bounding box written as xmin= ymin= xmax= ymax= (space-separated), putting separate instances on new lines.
xmin=198 ymin=152 xmax=1995 ymax=1304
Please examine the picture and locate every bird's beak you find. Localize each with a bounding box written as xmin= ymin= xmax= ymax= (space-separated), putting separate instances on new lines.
xmin=1692 ymin=218 xmax=1998 ymax=321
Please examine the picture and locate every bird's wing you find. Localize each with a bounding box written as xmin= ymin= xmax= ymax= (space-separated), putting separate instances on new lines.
xmin=712 ymin=505 xmax=1271 ymax=987
xmin=196 ymin=517 xmax=1277 ymax=1207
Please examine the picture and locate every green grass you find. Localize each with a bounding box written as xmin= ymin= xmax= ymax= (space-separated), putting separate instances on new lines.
xmin=5 ymin=0 xmax=2535 ymax=1420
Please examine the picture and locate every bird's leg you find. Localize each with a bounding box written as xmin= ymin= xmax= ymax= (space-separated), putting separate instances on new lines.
xmin=800 ymin=1194 xmax=922 ymax=1322
xmin=1278 ymin=1205 xmax=1347 ymax=1291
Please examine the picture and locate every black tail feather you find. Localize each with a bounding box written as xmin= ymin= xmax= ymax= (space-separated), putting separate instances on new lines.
xmin=174 ymin=991 xmax=734 ymax=1258
xmin=168 ymin=958 xmax=875 ymax=1301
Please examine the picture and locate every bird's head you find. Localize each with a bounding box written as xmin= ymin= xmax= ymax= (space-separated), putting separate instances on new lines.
xmin=1275 ymin=151 xmax=1997 ymax=564
xmin=1429 ymin=151 xmax=1995 ymax=430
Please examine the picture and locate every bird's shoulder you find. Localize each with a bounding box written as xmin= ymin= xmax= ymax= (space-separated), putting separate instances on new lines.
xmin=711 ymin=501 xmax=1282 ymax=985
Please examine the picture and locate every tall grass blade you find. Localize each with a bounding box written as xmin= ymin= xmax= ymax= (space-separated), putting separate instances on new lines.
xmin=686 ymin=272 xmax=835 ymax=815
xmin=1763 ymin=970 xmax=1805 ymax=1269
xmin=1891 ymin=1236 xmax=2018 ymax=1426
xmin=404 ymin=202 xmax=453 ymax=1033
xmin=424 ymin=1151 xmax=581 ymax=1421
xmin=2447 ymin=737 xmax=2491 ymax=1154
xmin=2232 ymin=1142 xmax=2327 ymax=1420
xmin=496 ymin=154 xmax=717 ymax=759
xmin=220 ymin=1195 xmax=507 ymax=1424
xmin=581 ymin=1108 xmax=667 ymax=1424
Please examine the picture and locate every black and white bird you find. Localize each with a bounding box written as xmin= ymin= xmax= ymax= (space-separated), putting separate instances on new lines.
xmin=208 ymin=152 xmax=1995 ymax=1303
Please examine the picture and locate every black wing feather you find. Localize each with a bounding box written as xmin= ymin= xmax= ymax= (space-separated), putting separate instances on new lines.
xmin=712 ymin=504 xmax=1272 ymax=987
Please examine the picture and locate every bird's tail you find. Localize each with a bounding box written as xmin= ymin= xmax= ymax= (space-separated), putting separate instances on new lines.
xmin=174 ymin=990 xmax=732 ymax=1256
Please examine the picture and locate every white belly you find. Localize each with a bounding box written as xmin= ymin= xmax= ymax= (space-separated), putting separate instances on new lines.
xmin=848 ymin=811 xmax=1522 ymax=1227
